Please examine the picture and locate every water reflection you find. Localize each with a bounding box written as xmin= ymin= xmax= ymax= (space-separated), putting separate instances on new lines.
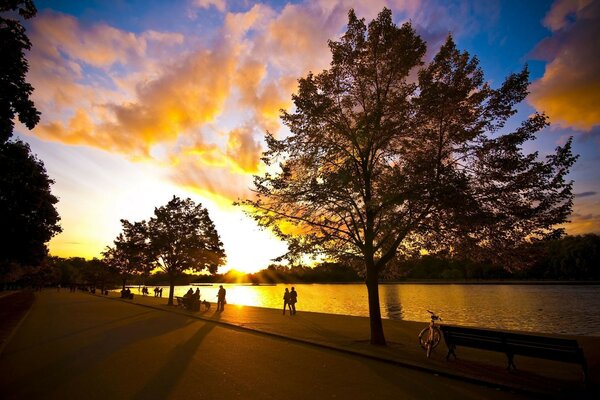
xmin=134 ymin=283 xmax=600 ymax=336
xmin=381 ymin=285 xmax=403 ymax=320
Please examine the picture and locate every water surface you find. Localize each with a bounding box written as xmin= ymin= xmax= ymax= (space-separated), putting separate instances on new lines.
xmin=136 ymin=283 xmax=600 ymax=336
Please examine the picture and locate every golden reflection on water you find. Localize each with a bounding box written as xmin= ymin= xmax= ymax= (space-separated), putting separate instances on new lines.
xmin=139 ymin=283 xmax=600 ymax=336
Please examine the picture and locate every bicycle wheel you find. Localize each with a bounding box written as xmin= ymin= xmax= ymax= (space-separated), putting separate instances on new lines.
xmin=430 ymin=326 xmax=442 ymax=349
xmin=418 ymin=327 xmax=430 ymax=350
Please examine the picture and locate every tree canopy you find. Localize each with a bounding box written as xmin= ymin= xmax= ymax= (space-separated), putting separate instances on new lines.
xmin=0 ymin=0 xmax=40 ymax=143
xmin=243 ymin=9 xmax=577 ymax=345
xmin=0 ymin=140 xmax=61 ymax=270
xmin=110 ymin=196 xmax=226 ymax=305
xmin=103 ymin=219 xmax=152 ymax=289
xmin=0 ymin=0 xmax=61 ymax=285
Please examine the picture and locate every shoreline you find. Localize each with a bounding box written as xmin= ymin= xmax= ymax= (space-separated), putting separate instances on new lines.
xmin=99 ymin=291 xmax=600 ymax=395
xmin=133 ymin=280 xmax=600 ymax=286
xmin=1 ymin=290 xmax=598 ymax=397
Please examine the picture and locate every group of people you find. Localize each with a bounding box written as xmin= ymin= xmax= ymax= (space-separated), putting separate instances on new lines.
xmin=120 ymin=284 xmax=299 ymax=316
xmin=183 ymin=287 xmax=211 ymax=311
xmin=139 ymin=286 xmax=163 ymax=297
xmin=282 ymin=287 xmax=298 ymax=315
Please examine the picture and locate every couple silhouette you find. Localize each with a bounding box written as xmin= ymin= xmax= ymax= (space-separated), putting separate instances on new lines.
xmin=282 ymin=287 xmax=297 ymax=315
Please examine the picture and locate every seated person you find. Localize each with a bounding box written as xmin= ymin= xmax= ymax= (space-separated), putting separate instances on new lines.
xmin=183 ymin=288 xmax=194 ymax=309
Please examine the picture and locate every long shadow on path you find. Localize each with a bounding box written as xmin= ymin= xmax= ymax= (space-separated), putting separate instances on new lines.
xmin=0 ymin=293 xmax=197 ymax=398
xmin=134 ymin=321 xmax=217 ymax=399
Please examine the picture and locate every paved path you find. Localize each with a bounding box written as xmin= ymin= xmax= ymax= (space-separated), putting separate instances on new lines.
xmin=0 ymin=291 xmax=537 ymax=399
xmin=122 ymin=289 xmax=599 ymax=397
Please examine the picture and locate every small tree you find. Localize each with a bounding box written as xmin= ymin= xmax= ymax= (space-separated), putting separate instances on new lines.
xmin=146 ymin=196 xmax=226 ymax=305
xmin=103 ymin=220 xmax=151 ymax=290
xmin=242 ymin=9 xmax=577 ymax=345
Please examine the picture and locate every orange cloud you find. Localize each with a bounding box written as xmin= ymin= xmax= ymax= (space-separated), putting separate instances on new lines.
xmin=24 ymin=2 xmax=441 ymax=204
xmin=529 ymin=0 xmax=600 ymax=131
xmin=226 ymin=127 xmax=263 ymax=173
xmin=30 ymin=12 xmax=147 ymax=69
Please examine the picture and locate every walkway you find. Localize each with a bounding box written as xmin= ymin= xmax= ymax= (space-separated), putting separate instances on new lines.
xmin=0 ymin=291 xmax=597 ymax=399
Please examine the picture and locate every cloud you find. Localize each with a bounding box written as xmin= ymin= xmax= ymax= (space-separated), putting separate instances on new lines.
xmin=193 ymin=0 xmax=227 ymax=13
xmin=574 ymin=191 xmax=597 ymax=198
xmin=30 ymin=11 xmax=147 ymax=69
xmin=529 ymin=0 xmax=600 ymax=131
xmin=25 ymin=1 xmax=479 ymax=204
xmin=566 ymin=212 xmax=600 ymax=235
xmin=226 ymin=127 xmax=263 ymax=173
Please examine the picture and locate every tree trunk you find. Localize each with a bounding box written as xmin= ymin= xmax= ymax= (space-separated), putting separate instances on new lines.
xmin=167 ymin=275 xmax=175 ymax=306
xmin=366 ymin=266 xmax=386 ymax=345
xmin=122 ymin=278 xmax=126 ymax=291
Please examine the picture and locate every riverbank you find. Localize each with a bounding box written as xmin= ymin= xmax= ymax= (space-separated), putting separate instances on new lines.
xmin=2 ymin=290 xmax=598 ymax=398
xmin=383 ymin=280 xmax=600 ymax=285
xmin=115 ymin=291 xmax=600 ymax=395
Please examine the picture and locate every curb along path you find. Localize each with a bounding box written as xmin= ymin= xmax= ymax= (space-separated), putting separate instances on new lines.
xmin=104 ymin=290 xmax=599 ymax=397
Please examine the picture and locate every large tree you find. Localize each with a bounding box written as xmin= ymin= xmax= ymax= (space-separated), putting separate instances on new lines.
xmin=1 ymin=0 xmax=40 ymax=143
xmin=146 ymin=196 xmax=225 ymax=305
xmin=1 ymin=0 xmax=61 ymax=281
xmin=243 ymin=9 xmax=577 ymax=345
xmin=0 ymin=140 xmax=61 ymax=271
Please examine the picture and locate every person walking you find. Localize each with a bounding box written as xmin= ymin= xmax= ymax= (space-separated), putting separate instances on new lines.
xmin=217 ymin=285 xmax=226 ymax=311
xmin=289 ymin=287 xmax=298 ymax=315
xmin=283 ymin=288 xmax=291 ymax=315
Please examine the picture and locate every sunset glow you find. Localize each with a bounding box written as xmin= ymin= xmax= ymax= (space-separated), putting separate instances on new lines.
xmin=13 ymin=0 xmax=600 ymax=273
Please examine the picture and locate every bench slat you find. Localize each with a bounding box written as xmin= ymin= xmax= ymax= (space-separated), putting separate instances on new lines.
xmin=440 ymin=325 xmax=587 ymax=383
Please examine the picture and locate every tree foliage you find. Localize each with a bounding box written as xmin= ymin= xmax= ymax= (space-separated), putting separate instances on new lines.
xmin=103 ymin=220 xmax=151 ymax=289
xmin=528 ymin=234 xmax=600 ymax=280
xmin=0 ymin=0 xmax=40 ymax=143
xmin=0 ymin=0 xmax=61 ymax=283
xmin=0 ymin=140 xmax=61 ymax=270
xmin=107 ymin=196 xmax=226 ymax=305
xmin=243 ymin=9 xmax=577 ymax=345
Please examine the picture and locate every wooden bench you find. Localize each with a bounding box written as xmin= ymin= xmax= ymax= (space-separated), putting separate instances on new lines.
xmin=176 ymin=296 xmax=202 ymax=311
xmin=440 ymin=325 xmax=588 ymax=383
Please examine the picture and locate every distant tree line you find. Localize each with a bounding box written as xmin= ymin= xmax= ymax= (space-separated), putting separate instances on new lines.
xmin=398 ymin=234 xmax=600 ymax=280
xmin=3 ymin=233 xmax=598 ymax=292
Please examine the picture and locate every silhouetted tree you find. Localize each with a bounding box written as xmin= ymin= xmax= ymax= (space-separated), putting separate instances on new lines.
xmin=528 ymin=234 xmax=600 ymax=279
xmin=146 ymin=196 xmax=226 ymax=305
xmin=0 ymin=140 xmax=61 ymax=275
xmin=103 ymin=220 xmax=151 ymax=290
xmin=243 ymin=9 xmax=577 ymax=345
xmin=1 ymin=0 xmax=40 ymax=143
xmin=0 ymin=1 xmax=61 ymax=286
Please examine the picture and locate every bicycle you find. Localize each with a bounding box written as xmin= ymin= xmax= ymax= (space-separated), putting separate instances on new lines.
xmin=418 ymin=310 xmax=442 ymax=358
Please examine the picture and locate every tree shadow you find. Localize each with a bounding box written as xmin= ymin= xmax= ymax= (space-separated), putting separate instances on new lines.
xmin=134 ymin=321 xmax=217 ymax=399
xmin=2 ymin=309 xmax=195 ymax=397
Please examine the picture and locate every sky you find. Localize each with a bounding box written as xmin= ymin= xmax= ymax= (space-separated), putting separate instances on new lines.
xmin=12 ymin=0 xmax=600 ymax=273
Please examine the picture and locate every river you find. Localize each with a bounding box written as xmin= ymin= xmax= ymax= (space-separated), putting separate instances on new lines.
xmin=135 ymin=283 xmax=600 ymax=336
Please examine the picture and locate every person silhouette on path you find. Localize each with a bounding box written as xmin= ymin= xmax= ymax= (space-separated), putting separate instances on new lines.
xmin=289 ymin=287 xmax=297 ymax=315
xmin=217 ymin=285 xmax=226 ymax=311
xmin=283 ymin=288 xmax=291 ymax=315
